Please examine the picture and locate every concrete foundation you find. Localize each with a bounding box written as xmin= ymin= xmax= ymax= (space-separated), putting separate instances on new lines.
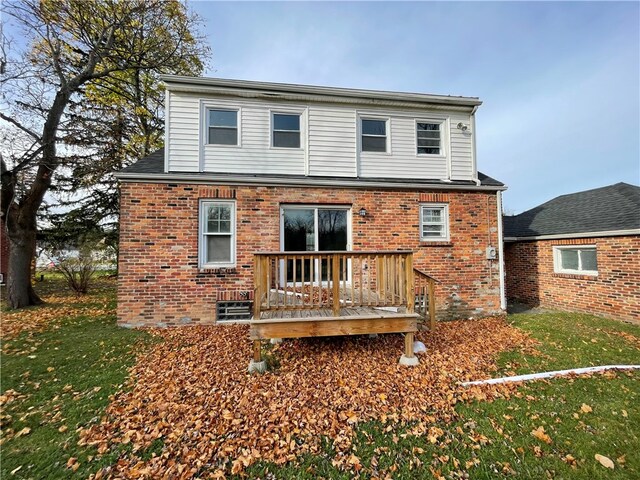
xmin=399 ymin=354 xmax=419 ymax=366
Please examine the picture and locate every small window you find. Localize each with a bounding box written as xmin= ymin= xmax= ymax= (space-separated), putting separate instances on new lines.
xmin=207 ymin=109 xmax=238 ymax=145
xmin=272 ymin=113 xmax=300 ymax=148
xmin=417 ymin=122 xmax=442 ymax=155
xmin=361 ymin=119 xmax=387 ymax=152
xmin=553 ymin=246 xmax=597 ymax=275
xmin=420 ymin=204 xmax=449 ymax=241
xmin=200 ymin=201 xmax=235 ymax=267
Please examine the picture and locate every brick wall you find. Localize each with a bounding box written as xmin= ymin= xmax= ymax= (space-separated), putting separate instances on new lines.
xmin=118 ymin=182 xmax=503 ymax=327
xmin=504 ymin=236 xmax=640 ymax=322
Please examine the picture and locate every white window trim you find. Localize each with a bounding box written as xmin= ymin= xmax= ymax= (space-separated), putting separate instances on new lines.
xmin=270 ymin=109 xmax=305 ymax=150
xmin=553 ymin=245 xmax=598 ymax=276
xmin=199 ymin=199 xmax=237 ymax=269
xmin=415 ymin=118 xmax=447 ymax=158
xmin=359 ymin=116 xmax=391 ymax=155
xmin=420 ymin=203 xmax=450 ymax=242
xmin=202 ymin=106 xmax=241 ymax=148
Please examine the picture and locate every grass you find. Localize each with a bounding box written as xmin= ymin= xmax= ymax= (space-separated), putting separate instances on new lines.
xmin=1 ymin=279 xmax=638 ymax=479
xmin=1 ymin=276 xmax=151 ymax=479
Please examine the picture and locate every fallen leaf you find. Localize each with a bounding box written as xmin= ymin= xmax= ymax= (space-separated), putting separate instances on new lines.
xmin=16 ymin=427 xmax=31 ymax=437
xmin=531 ymin=426 xmax=552 ymax=444
xmin=580 ymin=404 xmax=593 ymax=413
xmin=595 ymin=454 xmax=614 ymax=469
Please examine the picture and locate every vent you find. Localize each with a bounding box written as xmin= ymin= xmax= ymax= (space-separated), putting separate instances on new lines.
xmin=216 ymin=301 xmax=252 ymax=322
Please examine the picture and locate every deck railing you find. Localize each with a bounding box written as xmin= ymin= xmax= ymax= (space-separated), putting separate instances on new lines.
xmin=414 ymin=268 xmax=437 ymax=330
xmin=253 ymin=251 xmax=415 ymax=319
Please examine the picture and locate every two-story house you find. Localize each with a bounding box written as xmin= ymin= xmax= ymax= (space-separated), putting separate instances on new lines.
xmin=116 ymin=76 xmax=507 ymax=362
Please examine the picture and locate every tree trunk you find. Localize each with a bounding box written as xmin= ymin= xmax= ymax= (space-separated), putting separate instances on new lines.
xmin=7 ymin=228 xmax=42 ymax=308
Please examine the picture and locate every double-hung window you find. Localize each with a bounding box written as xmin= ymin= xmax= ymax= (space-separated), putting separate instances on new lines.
xmin=361 ymin=118 xmax=388 ymax=152
xmin=200 ymin=200 xmax=235 ymax=267
xmin=416 ymin=121 xmax=443 ymax=155
xmin=207 ymin=109 xmax=238 ymax=145
xmin=420 ymin=204 xmax=449 ymax=241
xmin=553 ymin=246 xmax=597 ymax=275
xmin=272 ymin=113 xmax=301 ymax=148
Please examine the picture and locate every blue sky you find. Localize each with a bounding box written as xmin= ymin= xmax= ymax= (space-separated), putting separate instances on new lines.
xmin=192 ymin=1 xmax=639 ymax=214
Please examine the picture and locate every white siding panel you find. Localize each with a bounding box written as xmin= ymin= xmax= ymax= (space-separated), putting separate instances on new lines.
xmin=308 ymin=106 xmax=357 ymax=177
xmin=165 ymin=91 xmax=477 ymax=180
xmin=449 ymin=112 xmax=474 ymax=180
xmin=167 ymin=91 xmax=200 ymax=172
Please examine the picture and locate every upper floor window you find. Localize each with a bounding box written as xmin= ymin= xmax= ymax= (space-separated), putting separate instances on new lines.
xmin=553 ymin=246 xmax=597 ymax=275
xmin=200 ymin=200 xmax=236 ymax=268
xmin=417 ymin=121 xmax=442 ymax=155
xmin=420 ymin=204 xmax=449 ymax=241
xmin=207 ymin=109 xmax=238 ymax=145
xmin=272 ymin=113 xmax=301 ymax=148
xmin=361 ymin=118 xmax=388 ymax=152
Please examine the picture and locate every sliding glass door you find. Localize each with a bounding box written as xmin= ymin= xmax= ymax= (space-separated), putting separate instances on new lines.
xmin=281 ymin=206 xmax=350 ymax=283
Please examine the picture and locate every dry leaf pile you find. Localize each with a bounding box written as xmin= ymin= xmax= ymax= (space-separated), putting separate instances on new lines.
xmin=81 ymin=317 xmax=534 ymax=478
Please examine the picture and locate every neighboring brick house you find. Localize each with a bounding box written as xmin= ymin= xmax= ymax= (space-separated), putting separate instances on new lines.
xmin=504 ymin=183 xmax=640 ymax=322
xmin=117 ymin=76 xmax=507 ymax=328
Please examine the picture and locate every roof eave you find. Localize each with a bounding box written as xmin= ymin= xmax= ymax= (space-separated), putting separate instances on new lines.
xmin=159 ymin=75 xmax=483 ymax=110
xmin=115 ymin=171 xmax=506 ymax=192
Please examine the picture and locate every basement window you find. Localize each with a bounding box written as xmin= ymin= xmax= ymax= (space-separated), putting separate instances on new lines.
xmin=553 ymin=246 xmax=597 ymax=275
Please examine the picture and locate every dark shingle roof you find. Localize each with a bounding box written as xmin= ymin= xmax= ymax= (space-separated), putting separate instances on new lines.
xmin=120 ymin=149 xmax=504 ymax=188
xmin=504 ymin=183 xmax=640 ymax=238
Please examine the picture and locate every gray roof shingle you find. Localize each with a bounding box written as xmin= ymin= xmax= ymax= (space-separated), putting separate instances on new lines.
xmin=504 ymin=183 xmax=640 ymax=238
xmin=120 ymin=149 xmax=505 ymax=188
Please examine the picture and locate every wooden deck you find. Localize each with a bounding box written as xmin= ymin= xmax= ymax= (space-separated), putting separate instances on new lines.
xmin=249 ymin=251 xmax=436 ymax=368
xmin=251 ymin=306 xmax=418 ymax=340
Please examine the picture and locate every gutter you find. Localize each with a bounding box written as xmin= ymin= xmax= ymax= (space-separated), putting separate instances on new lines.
xmin=504 ymin=229 xmax=640 ymax=242
xmin=115 ymin=172 xmax=507 ymax=192
xmin=497 ymin=191 xmax=507 ymax=310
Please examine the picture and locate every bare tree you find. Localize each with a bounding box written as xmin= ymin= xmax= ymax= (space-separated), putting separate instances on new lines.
xmin=0 ymin=0 xmax=209 ymax=308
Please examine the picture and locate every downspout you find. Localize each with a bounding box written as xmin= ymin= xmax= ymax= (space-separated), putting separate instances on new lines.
xmin=470 ymin=106 xmax=481 ymax=186
xmin=497 ymin=190 xmax=506 ymax=310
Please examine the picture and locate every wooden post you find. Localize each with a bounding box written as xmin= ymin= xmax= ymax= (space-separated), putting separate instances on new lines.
xmin=428 ymin=279 xmax=436 ymax=331
xmin=405 ymin=254 xmax=414 ymax=313
xmin=253 ymin=256 xmax=261 ymax=320
xmin=253 ymin=340 xmax=262 ymax=362
xmin=405 ymin=332 xmax=415 ymax=358
xmin=332 ymin=254 xmax=340 ymax=316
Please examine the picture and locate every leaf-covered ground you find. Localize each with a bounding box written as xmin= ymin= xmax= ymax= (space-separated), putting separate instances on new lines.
xmin=80 ymin=319 xmax=534 ymax=478
xmin=2 ymin=279 xmax=638 ymax=479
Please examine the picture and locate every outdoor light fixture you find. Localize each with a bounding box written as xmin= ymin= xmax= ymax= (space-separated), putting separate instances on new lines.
xmin=457 ymin=122 xmax=469 ymax=131
xmin=358 ymin=208 xmax=367 ymax=217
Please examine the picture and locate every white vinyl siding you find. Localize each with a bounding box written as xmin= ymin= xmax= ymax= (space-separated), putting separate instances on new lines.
xmin=553 ymin=246 xmax=598 ymax=275
xmin=165 ymin=91 xmax=476 ymax=181
xmin=307 ymin=106 xmax=356 ymax=177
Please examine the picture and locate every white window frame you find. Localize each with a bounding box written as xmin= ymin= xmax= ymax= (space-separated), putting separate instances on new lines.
xmin=204 ymin=107 xmax=240 ymax=147
xmin=553 ymin=245 xmax=598 ymax=276
xmin=270 ymin=110 xmax=304 ymax=150
xmin=199 ymin=199 xmax=236 ymax=268
xmin=359 ymin=116 xmax=390 ymax=154
xmin=420 ymin=203 xmax=450 ymax=242
xmin=415 ymin=119 xmax=446 ymax=157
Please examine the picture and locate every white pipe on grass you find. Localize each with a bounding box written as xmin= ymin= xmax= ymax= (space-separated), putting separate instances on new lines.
xmin=461 ymin=365 xmax=640 ymax=387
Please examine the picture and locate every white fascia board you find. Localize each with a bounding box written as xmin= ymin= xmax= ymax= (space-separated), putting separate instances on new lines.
xmin=159 ymin=75 xmax=482 ymax=110
xmin=115 ymin=172 xmax=507 ymax=192
xmin=505 ymin=229 xmax=640 ymax=242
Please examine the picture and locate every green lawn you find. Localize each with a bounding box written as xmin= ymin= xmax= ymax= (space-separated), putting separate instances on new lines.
xmin=1 ymin=281 xmax=638 ymax=479
xmin=1 ymin=277 xmax=151 ymax=479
